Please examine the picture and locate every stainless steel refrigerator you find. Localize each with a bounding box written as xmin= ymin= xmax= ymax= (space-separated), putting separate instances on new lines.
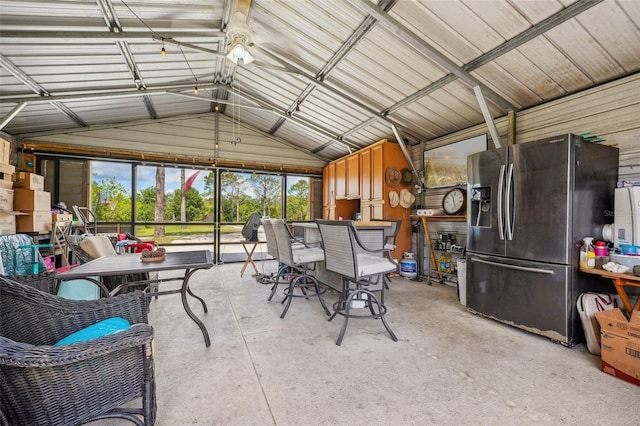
xmin=465 ymin=134 xmax=618 ymax=345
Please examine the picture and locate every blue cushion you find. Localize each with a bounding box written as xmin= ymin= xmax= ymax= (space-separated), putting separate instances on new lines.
xmin=53 ymin=317 xmax=130 ymax=346
xmin=57 ymin=278 xmax=101 ymax=300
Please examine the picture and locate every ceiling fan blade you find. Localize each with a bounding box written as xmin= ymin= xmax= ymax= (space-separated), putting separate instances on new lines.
xmin=232 ymin=0 xmax=252 ymax=24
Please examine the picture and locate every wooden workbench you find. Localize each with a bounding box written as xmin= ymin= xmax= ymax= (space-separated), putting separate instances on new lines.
xmin=580 ymin=267 xmax=640 ymax=313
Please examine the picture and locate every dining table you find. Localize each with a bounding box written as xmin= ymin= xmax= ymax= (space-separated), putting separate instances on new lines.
xmin=56 ymin=249 xmax=214 ymax=347
xmin=292 ymin=221 xmax=391 ymax=291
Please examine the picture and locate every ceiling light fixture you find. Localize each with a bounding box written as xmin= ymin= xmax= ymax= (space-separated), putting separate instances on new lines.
xmin=226 ymin=36 xmax=254 ymax=65
xmin=161 ymin=38 xmax=166 ymax=56
xmin=179 ymin=45 xmax=200 ymax=96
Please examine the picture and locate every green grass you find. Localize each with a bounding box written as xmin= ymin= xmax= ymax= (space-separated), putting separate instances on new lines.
xmin=134 ymin=224 xmax=240 ymax=244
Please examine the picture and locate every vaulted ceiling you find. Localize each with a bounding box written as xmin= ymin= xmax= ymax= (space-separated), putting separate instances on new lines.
xmin=1 ymin=0 xmax=639 ymax=164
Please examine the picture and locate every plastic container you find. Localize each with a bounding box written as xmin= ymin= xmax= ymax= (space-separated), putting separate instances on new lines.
xmin=594 ymin=241 xmax=608 ymax=257
xmin=579 ymin=237 xmax=596 ymax=269
xmin=619 ymin=244 xmax=640 ymax=255
xmin=400 ymin=252 xmax=417 ymax=279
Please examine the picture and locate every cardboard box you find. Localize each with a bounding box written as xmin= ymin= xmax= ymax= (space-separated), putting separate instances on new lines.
xmin=595 ymin=308 xmax=640 ymax=387
xmin=0 ymin=188 xmax=14 ymax=211
xmin=0 ymin=212 xmax=16 ymax=235
xmin=13 ymin=172 xmax=44 ymax=191
xmin=0 ymin=138 xmax=11 ymax=165
xmin=16 ymin=210 xmax=52 ymax=233
xmin=0 ymin=163 xmax=15 ymax=175
xmin=52 ymin=212 xmax=73 ymax=222
xmin=13 ymin=189 xmax=51 ymax=211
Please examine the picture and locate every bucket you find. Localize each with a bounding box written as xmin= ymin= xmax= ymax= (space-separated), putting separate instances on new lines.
xmin=400 ymin=252 xmax=417 ymax=279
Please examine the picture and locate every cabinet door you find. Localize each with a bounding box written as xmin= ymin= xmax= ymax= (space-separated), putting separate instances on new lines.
xmin=360 ymin=149 xmax=372 ymax=201
xmin=370 ymin=202 xmax=384 ymax=220
xmin=335 ymin=159 xmax=346 ymax=199
xmin=371 ymin=144 xmax=384 ymax=201
xmin=325 ymin=162 xmax=336 ymax=206
xmin=323 ymin=165 xmax=330 ymax=206
xmin=323 ymin=206 xmax=335 ymax=220
xmin=346 ymin=153 xmax=360 ymax=198
xmin=361 ymin=202 xmax=371 ymax=221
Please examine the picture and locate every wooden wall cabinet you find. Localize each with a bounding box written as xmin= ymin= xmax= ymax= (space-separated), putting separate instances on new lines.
xmin=360 ymin=149 xmax=371 ymax=201
xmin=323 ymin=163 xmax=336 ymax=219
xmin=346 ymin=153 xmax=360 ymax=199
xmin=335 ymin=158 xmax=346 ymax=200
xmin=370 ymin=144 xmax=384 ymax=201
xmin=322 ymin=139 xmax=412 ymax=259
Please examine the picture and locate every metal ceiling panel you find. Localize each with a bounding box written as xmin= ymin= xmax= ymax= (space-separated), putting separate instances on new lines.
xmin=235 ymin=67 xmax=307 ymax=112
xmin=1 ymin=0 xmax=638 ymax=166
xmin=514 ymin=36 xmax=592 ymax=93
xmin=250 ymin=0 xmax=363 ymax=73
xmin=576 ymin=2 xmax=640 ymax=72
xmin=2 ymin=103 xmax=80 ymax=134
xmin=327 ymin=25 xmax=449 ymax=112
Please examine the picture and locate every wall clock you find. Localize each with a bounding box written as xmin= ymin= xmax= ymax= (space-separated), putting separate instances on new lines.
xmin=442 ymin=188 xmax=466 ymax=215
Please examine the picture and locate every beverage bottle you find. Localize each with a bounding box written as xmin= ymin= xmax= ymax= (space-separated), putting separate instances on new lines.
xmin=437 ymin=252 xmax=451 ymax=273
xmin=579 ymin=237 xmax=595 ymax=269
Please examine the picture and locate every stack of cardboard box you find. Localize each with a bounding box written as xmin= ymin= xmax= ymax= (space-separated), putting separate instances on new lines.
xmin=0 ymin=138 xmax=16 ymax=235
xmin=13 ymin=171 xmax=52 ymax=234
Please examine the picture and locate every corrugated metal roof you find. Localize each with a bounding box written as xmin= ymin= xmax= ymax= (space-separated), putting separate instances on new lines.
xmin=1 ymin=0 xmax=638 ymax=165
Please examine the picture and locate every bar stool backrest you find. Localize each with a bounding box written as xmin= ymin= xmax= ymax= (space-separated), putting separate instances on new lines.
xmin=316 ymin=220 xmax=358 ymax=279
xmin=261 ymin=219 xmax=279 ymax=259
xmin=270 ymin=219 xmax=295 ymax=267
xmin=371 ymin=218 xmax=402 ymax=250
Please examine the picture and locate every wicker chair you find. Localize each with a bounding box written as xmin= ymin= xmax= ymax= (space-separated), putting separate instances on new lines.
xmin=0 ymin=276 xmax=156 ymax=425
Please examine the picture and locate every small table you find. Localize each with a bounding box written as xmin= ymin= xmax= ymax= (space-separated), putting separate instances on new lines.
xmin=57 ymin=250 xmax=214 ymax=346
xmin=240 ymin=240 xmax=260 ymax=277
xmin=580 ymin=267 xmax=640 ymax=313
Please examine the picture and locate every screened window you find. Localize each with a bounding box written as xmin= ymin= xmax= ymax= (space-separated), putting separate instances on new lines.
xmin=90 ymin=161 xmax=132 ymax=221
xmin=286 ymin=176 xmax=311 ymax=221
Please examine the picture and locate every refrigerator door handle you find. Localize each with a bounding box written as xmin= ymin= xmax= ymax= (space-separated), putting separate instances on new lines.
xmin=497 ymin=164 xmax=505 ymax=240
xmin=505 ymin=163 xmax=514 ymax=240
xmin=471 ymin=257 xmax=555 ymax=275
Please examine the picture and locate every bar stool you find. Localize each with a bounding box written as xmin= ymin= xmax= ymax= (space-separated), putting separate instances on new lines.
xmin=261 ymin=218 xmax=290 ymax=301
xmin=371 ymin=218 xmax=402 ymax=286
xmin=270 ymin=219 xmax=331 ymax=319
xmin=316 ymin=220 xmax=399 ymax=346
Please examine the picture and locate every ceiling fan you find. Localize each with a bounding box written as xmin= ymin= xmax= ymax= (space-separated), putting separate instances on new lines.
xmin=225 ymin=0 xmax=254 ymax=66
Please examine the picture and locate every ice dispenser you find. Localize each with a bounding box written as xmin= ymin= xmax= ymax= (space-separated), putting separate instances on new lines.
xmin=470 ymin=187 xmax=491 ymax=227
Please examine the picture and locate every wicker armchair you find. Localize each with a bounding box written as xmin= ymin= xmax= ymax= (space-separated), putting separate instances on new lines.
xmin=0 ymin=276 xmax=156 ymax=425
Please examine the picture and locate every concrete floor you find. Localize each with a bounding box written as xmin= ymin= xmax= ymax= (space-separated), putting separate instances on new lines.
xmin=95 ymin=260 xmax=639 ymax=425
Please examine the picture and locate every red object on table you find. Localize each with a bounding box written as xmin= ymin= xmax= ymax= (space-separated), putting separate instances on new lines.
xmin=125 ymin=242 xmax=155 ymax=254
